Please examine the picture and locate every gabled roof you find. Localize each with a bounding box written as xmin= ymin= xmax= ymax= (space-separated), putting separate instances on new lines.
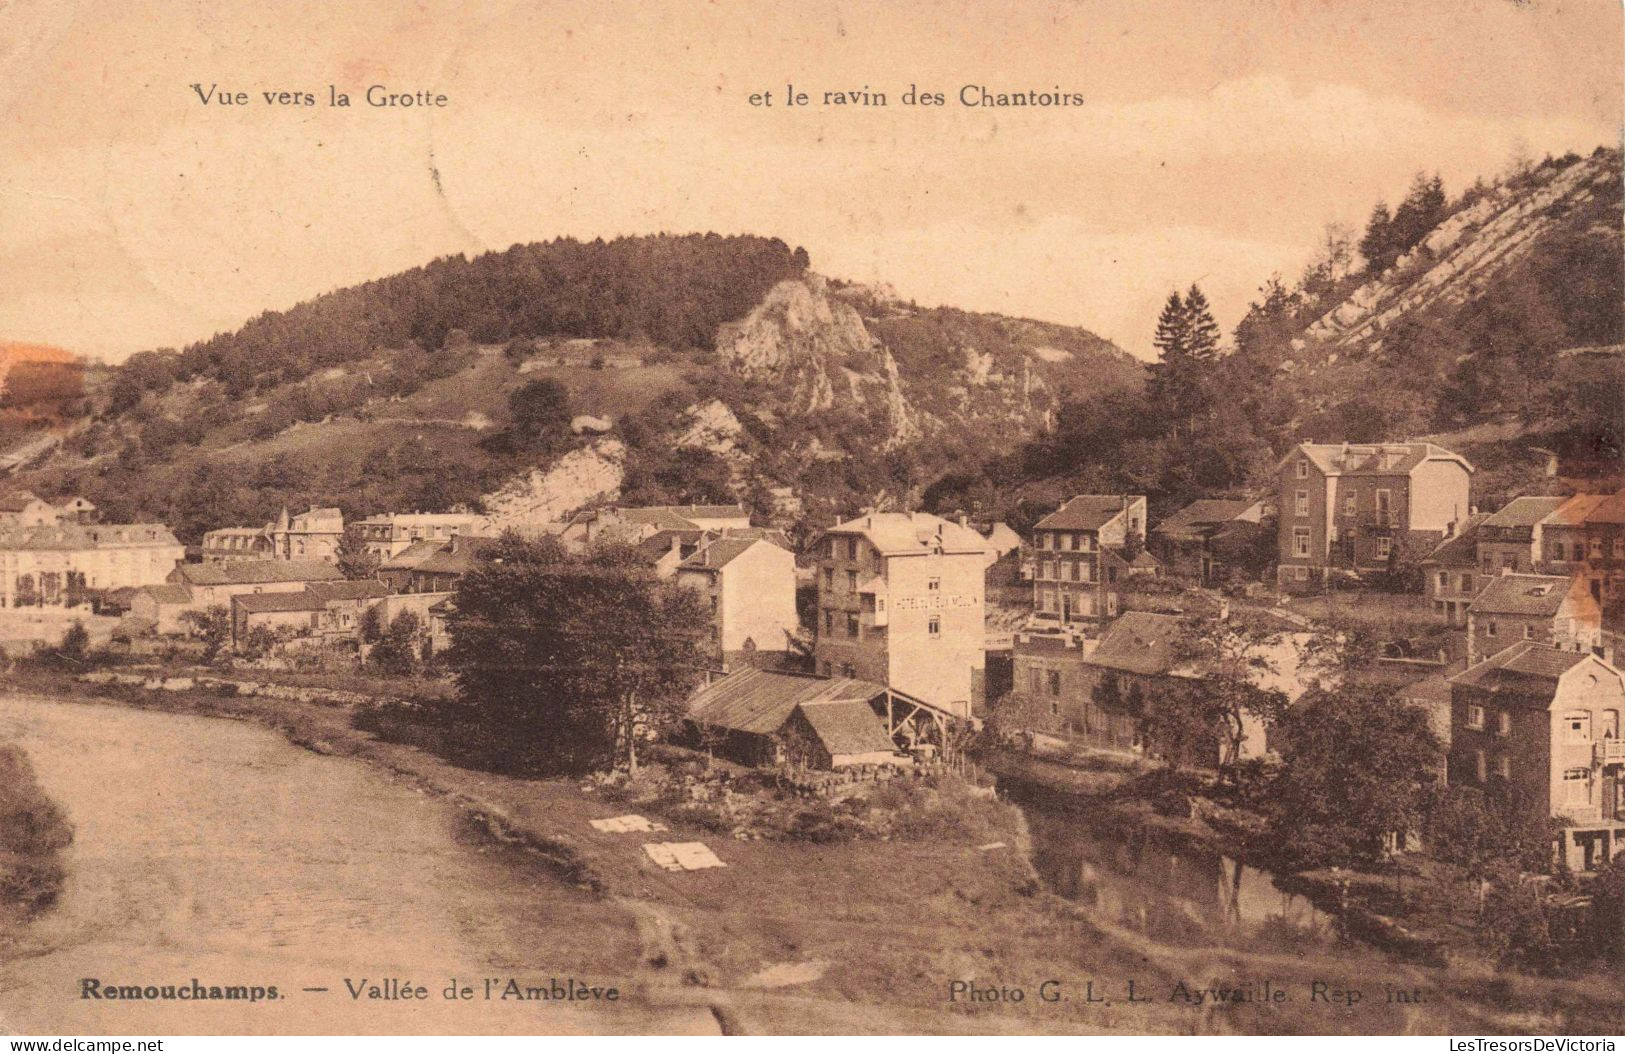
xmin=824 ymin=511 xmax=990 ymax=556
xmin=1450 ymin=641 xmax=1598 ymax=692
xmin=1084 ymin=611 xmax=1186 ymax=676
xmin=1468 ymin=574 xmax=1586 ymax=617
xmin=982 ymin=522 xmax=1023 ymax=554
xmin=679 ymin=537 xmax=763 ymax=572
xmin=1281 ymin=441 xmax=1473 ymax=477
xmin=378 ymin=539 xmax=447 ymax=570
xmin=137 ymin=583 xmax=193 ymax=605
xmin=1541 ymin=492 xmax=1625 ymax=528
xmin=1129 ymin=550 xmax=1162 ymax=569
xmin=174 ymin=559 xmax=344 ymax=586
xmin=1036 ymin=495 xmax=1142 ymax=532
xmin=411 ymin=537 xmax=497 ymax=577
xmin=232 ymin=590 xmax=326 ymax=614
xmin=796 ymin=700 xmax=898 ymax=756
xmin=1480 ymin=496 xmax=1569 ymax=530
xmin=1152 ymin=499 xmax=1254 ymax=538
xmin=687 ymin=667 xmax=885 ymax=735
xmin=307 ymin=580 xmax=389 ymax=602
xmin=1422 ymin=512 xmax=1490 ymax=567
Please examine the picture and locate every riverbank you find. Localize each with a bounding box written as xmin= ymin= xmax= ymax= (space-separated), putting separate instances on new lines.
xmin=9 ymin=669 xmax=1624 ymax=1034
xmin=0 ymin=739 xmax=73 ymax=926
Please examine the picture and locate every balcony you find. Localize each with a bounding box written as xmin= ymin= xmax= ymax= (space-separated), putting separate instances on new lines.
xmin=1596 ymin=739 xmax=1625 ymax=766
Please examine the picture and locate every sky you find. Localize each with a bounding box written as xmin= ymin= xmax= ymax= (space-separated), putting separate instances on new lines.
xmin=1 ymin=0 xmax=1619 ymax=363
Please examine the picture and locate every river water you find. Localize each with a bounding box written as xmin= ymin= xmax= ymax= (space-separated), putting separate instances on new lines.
xmin=1002 ymin=779 xmax=1351 ymax=957
xmin=0 ymin=695 xmax=712 ymax=1035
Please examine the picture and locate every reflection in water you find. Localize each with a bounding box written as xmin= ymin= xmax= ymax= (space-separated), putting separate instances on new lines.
xmin=1005 ymin=779 xmax=1344 ymax=955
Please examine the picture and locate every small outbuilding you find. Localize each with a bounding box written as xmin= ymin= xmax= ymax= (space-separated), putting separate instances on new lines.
xmin=685 ymin=667 xmax=911 ymax=769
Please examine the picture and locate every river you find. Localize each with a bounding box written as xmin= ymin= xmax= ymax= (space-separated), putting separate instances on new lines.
xmin=0 ymin=695 xmax=714 ymax=1035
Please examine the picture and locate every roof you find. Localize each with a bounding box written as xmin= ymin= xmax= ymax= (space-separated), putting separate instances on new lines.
xmin=1399 ymin=672 xmax=1455 ymax=706
xmin=0 ymin=523 xmax=181 ymax=551
xmin=137 ymin=583 xmax=193 ymax=605
xmin=1084 ymin=611 xmax=1186 ymax=676
xmin=1129 ymin=550 xmax=1162 ymax=568
xmin=1450 ymin=641 xmax=1597 ymax=691
xmin=982 ymin=522 xmax=1023 ymax=554
xmin=1152 ymin=499 xmax=1255 ymax=538
xmin=204 ymin=527 xmax=269 ymax=539
xmin=232 ymin=590 xmax=326 ymax=614
xmin=824 ymin=511 xmax=993 ymax=557
xmin=1468 ymin=574 xmax=1583 ymax=617
xmin=307 ymin=580 xmax=389 ymax=602
xmin=378 ymin=539 xmax=447 ymax=570
xmin=679 ymin=537 xmax=762 ymax=572
xmin=1422 ymin=512 xmax=1490 ymax=566
xmin=1036 ymin=495 xmax=1142 ymax=532
xmin=637 ymin=504 xmax=749 ymax=520
xmin=412 ymin=537 xmax=497 ymax=577
xmin=1540 ymin=492 xmax=1625 ymax=528
xmin=1480 ymin=496 xmax=1569 ymax=530
xmin=795 ymin=700 xmax=898 ymax=757
xmin=687 ymin=667 xmax=885 ymax=735
xmin=174 ymin=559 xmax=344 ymax=586
xmin=1282 ymin=441 xmax=1473 ymax=477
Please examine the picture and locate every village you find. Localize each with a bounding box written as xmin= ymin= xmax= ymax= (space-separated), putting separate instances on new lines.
xmin=2 ymin=432 xmax=1623 ymax=894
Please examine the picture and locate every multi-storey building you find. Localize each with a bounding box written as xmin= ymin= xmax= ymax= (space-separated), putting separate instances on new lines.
xmin=350 ymin=512 xmax=488 ymax=559
xmin=1275 ymin=441 xmax=1473 ymax=592
xmin=0 ymin=523 xmax=183 ymax=607
xmin=674 ymin=536 xmax=798 ymax=670
xmin=1028 ymin=495 xmax=1147 ymax=624
xmin=1536 ymin=492 xmax=1625 ymax=607
xmin=0 ymin=491 xmax=97 ymax=528
xmin=1448 ymin=642 xmax=1625 ymax=872
xmin=1421 ymin=512 xmax=1488 ymax=626
xmin=1150 ymin=498 xmax=1268 ymax=585
xmin=270 ymin=506 xmax=344 ymax=563
xmin=812 ymin=511 xmax=987 ymax=718
xmin=201 ymin=527 xmax=275 ymax=563
xmin=557 ymin=504 xmax=753 ymax=551
xmin=1476 ymin=496 xmax=1568 ymax=577
xmin=160 ymin=559 xmax=344 ymax=616
xmin=1465 ymin=573 xmax=1602 ymax=665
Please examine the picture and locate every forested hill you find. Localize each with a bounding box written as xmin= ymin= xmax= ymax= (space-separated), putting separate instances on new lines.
xmin=17 ymin=234 xmax=1136 ymax=541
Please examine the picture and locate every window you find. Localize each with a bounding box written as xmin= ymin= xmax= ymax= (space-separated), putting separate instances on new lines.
xmin=1295 ymin=490 xmax=1309 ymax=517
xmin=823 ymin=610 xmax=833 ymax=634
xmin=1296 ymin=459 xmax=1308 ymax=479
xmin=821 ymin=661 xmax=832 ymax=676
xmin=1374 ymin=536 xmax=1392 ymax=560
xmin=1294 ymin=565 xmax=1309 ymax=581
xmin=845 ymin=613 xmax=859 ymax=638
xmin=1496 ymin=756 xmax=1511 ymax=780
xmin=1487 ymin=619 xmax=1497 ymax=638
xmin=927 ymin=576 xmax=940 ymax=591
xmin=1591 ymin=538 xmax=1604 ymax=559
xmin=1466 ymin=704 xmax=1485 ymax=730
xmin=845 ymin=570 xmax=857 ymax=591
xmin=1502 ymin=554 xmax=1517 ymax=570
xmin=1438 ymin=572 xmax=1448 ymax=590
xmin=1564 ymin=768 xmax=1592 ymax=805
xmin=1106 ymin=593 xmax=1119 ymax=616
xmin=840 ymin=663 xmax=855 ymax=678
xmin=1038 ymin=532 xmax=1051 ymax=550
xmin=1565 ymin=712 xmax=1591 ymax=743
xmin=1375 ymin=489 xmax=1392 ymax=524
xmin=1041 ymin=560 xmax=1054 ymax=580
xmin=927 ymin=615 xmax=941 ymax=638
xmin=1292 ymin=527 xmax=1311 ymax=558
xmin=1050 ymin=700 xmax=1059 ymax=717
xmin=1029 ymin=669 xmax=1041 ymax=694
xmin=1344 ymin=495 xmax=1357 ymax=517
xmin=1062 ymin=533 xmax=1075 ymax=551
xmin=1474 ymin=750 xmax=1486 ymax=782
xmin=1523 ymin=624 xmax=1534 ymax=640
xmin=1497 ymin=710 xmax=1511 ymax=737
xmin=828 ymin=538 xmax=840 ymax=559
xmin=1047 ymin=670 xmax=1061 ymax=696
xmin=1551 ymin=541 xmax=1566 ymax=562
xmin=1040 ymin=589 xmax=1055 ymax=612
xmin=1462 ymin=573 xmax=1473 ymax=592
xmin=822 ymin=567 xmax=833 ymax=590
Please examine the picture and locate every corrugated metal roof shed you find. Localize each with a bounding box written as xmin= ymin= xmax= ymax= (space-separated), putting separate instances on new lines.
xmin=687 ymin=667 xmax=884 ymax=735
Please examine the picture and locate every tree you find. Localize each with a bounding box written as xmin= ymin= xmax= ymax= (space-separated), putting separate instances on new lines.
xmin=1425 ymin=782 xmax=1556 ymax=882
xmin=508 ymin=378 xmax=571 ymax=441
xmin=1589 ymin=854 xmax=1625 ymax=962
xmin=1359 ymin=200 xmax=1396 ymax=274
xmin=370 ymin=611 xmax=422 ymax=676
xmin=179 ymin=606 xmax=232 ymax=664
xmin=1155 ymin=614 xmax=1290 ymax=778
xmin=444 ymin=534 xmax=708 ymax=774
xmin=58 ymin=621 xmax=90 ymax=663
xmin=335 ymin=530 xmax=380 ymax=581
xmin=1146 ymin=286 xmax=1221 ymax=440
xmin=1269 ymin=684 xmax=1442 ymax=868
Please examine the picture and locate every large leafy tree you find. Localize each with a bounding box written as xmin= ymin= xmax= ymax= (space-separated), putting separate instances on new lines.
xmin=444 ymin=534 xmax=709 ymax=774
xmin=1268 ymin=684 xmax=1442 ymax=868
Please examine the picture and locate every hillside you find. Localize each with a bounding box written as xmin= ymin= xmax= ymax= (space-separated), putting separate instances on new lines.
xmin=6 ymin=236 xmax=1138 ymax=541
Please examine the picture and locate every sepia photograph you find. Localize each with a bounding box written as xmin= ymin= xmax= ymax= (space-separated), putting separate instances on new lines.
xmin=0 ymin=0 xmax=1622 ymax=1041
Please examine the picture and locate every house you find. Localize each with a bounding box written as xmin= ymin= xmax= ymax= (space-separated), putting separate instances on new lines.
xmin=0 ymin=491 xmax=97 ymax=528
xmin=1012 ymin=610 xmax=1311 ymax=767
xmin=557 ymin=504 xmax=753 ymax=552
xmin=812 ymin=511 xmax=988 ymax=718
xmin=368 ymin=591 xmax=457 ymax=656
xmin=270 ymin=506 xmax=345 ymax=563
xmin=1151 ymin=498 xmax=1267 ymax=585
xmin=674 ymin=536 xmax=798 ymax=670
xmin=1028 ymin=495 xmax=1147 ymax=625
xmin=1465 ymin=573 xmax=1602 ymax=665
xmin=350 ymin=511 xmax=489 ymax=559
xmin=166 ymin=559 xmax=344 ymax=615
xmin=1536 ymin=492 xmax=1625 ymax=607
xmin=0 ymin=523 xmax=184 ymax=607
xmin=230 ymin=579 xmax=389 ymax=648
xmin=1275 ymin=441 xmax=1473 ymax=592
xmin=406 ymin=535 xmax=497 ymax=593
xmin=376 ymin=539 xmax=447 ymax=591
xmin=1476 ymin=496 xmax=1568 ymax=577
xmin=201 ymin=526 xmax=275 ymax=563
xmin=684 ymin=667 xmax=912 ymax=769
xmin=1448 ymin=643 xmax=1625 ymax=872
xmin=129 ymin=583 xmax=196 ymax=635
xmin=1421 ymin=512 xmax=1489 ymax=627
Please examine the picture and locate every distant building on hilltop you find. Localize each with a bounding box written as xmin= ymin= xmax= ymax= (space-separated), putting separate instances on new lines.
xmin=1275 ymin=441 xmax=1473 ymax=593
xmin=350 ymin=511 xmax=488 ymax=560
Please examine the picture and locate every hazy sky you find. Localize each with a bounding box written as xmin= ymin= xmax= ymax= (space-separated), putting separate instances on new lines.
xmin=1 ymin=0 xmax=1619 ymax=362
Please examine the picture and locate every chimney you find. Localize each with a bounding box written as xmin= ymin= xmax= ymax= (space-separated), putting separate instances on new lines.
xmin=957 ymin=513 xmax=969 ymax=528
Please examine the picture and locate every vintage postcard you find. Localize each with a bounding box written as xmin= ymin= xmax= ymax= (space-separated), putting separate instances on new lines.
xmin=0 ymin=0 xmax=1622 ymax=1042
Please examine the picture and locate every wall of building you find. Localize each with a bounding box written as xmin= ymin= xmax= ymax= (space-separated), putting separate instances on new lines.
xmin=1409 ymin=460 xmax=1471 ymax=534
xmin=717 ymin=543 xmax=797 ymax=657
